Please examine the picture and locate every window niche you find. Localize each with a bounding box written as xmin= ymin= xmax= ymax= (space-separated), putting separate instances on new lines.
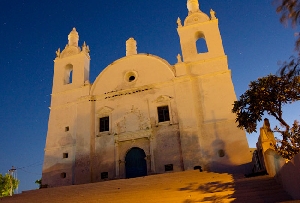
xmin=60 ymin=172 xmax=66 ymax=178
xmin=99 ymin=116 xmax=109 ymax=132
xmin=194 ymin=166 xmax=203 ymax=172
xmin=218 ymin=149 xmax=225 ymax=157
xmin=157 ymin=106 xmax=170 ymax=123
xmin=63 ymin=153 xmax=68 ymax=158
xmin=96 ymin=107 xmax=114 ymax=136
xmin=101 ymin=172 xmax=108 ymax=179
xmin=164 ymin=164 xmax=173 ymax=172
xmin=65 ymin=126 xmax=69 ymax=132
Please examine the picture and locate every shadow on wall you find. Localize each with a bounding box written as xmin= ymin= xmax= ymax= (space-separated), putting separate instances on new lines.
xmin=209 ymin=137 xmax=251 ymax=174
xmin=182 ymin=132 xmax=250 ymax=174
xmin=42 ymin=152 xmax=123 ymax=187
xmin=203 ymin=111 xmax=251 ymax=174
xmin=42 ymin=162 xmax=73 ymax=187
xmin=42 ymin=153 xmax=92 ymax=187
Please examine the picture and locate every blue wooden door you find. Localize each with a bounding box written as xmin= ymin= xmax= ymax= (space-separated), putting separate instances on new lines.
xmin=125 ymin=147 xmax=147 ymax=178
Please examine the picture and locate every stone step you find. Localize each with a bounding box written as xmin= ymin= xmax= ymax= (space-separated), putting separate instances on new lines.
xmin=0 ymin=170 xmax=295 ymax=203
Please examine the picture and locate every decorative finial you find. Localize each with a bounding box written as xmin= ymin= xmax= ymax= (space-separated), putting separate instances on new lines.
xmin=177 ymin=17 xmax=182 ymax=27
xmin=210 ymin=9 xmax=216 ymax=20
xmin=82 ymin=41 xmax=90 ymax=54
xmin=126 ymin=37 xmax=137 ymax=56
xmin=55 ymin=48 xmax=61 ymax=58
xmin=68 ymin=27 xmax=79 ymax=47
xmin=187 ymin=0 xmax=200 ymax=14
xmin=177 ymin=54 xmax=182 ymax=63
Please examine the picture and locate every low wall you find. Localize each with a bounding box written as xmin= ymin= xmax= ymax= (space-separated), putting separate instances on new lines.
xmin=264 ymin=149 xmax=286 ymax=177
xmin=275 ymin=152 xmax=300 ymax=200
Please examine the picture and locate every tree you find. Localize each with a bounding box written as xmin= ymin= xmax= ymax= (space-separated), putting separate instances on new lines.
xmin=275 ymin=0 xmax=300 ymax=51
xmin=232 ymin=0 xmax=300 ymax=160
xmin=274 ymin=120 xmax=300 ymax=160
xmin=232 ymin=73 xmax=300 ymax=134
xmin=275 ymin=0 xmax=300 ymax=85
xmin=232 ymin=71 xmax=300 ymax=159
xmin=35 ymin=179 xmax=42 ymax=189
xmin=0 ymin=173 xmax=19 ymax=197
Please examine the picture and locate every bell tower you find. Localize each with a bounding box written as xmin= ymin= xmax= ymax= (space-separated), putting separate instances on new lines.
xmin=52 ymin=28 xmax=90 ymax=93
xmin=177 ymin=0 xmax=225 ymax=62
xmin=174 ymin=1 xmax=252 ymax=173
xmin=43 ymin=28 xmax=92 ymax=187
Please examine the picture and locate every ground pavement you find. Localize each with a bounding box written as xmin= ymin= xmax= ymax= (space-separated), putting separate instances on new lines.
xmin=0 ymin=170 xmax=297 ymax=203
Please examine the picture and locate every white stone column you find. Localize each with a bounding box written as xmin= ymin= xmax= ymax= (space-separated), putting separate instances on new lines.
xmin=114 ymin=140 xmax=120 ymax=178
xmin=149 ymin=135 xmax=155 ymax=173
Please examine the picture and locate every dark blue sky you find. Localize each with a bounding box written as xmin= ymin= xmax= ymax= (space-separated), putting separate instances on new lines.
xmin=0 ymin=0 xmax=299 ymax=192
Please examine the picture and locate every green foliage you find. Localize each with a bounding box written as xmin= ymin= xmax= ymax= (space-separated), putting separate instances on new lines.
xmin=232 ymin=73 xmax=300 ymax=134
xmin=275 ymin=0 xmax=300 ymax=51
xmin=274 ymin=121 xmax=300 ymax=160
xmin=0 ymin=174 xmax=19 ymax=197
xmin=35 ymin=179 xmax=42 ymax=189
xmin=232 ymin=71 xmax=300 ymax=159
xmin=276 ymin=0 xmax=300 ymax=26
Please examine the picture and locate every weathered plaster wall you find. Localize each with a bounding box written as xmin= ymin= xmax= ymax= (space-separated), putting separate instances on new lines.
xmin=276 ymin=153 xmax=300 ymax=200
xmin=93 ymin=133 xmax=115 ymax=181
xmin=42 ymin=104 xmax=77 ymax=187
xmin=73 ymin=99 xmax=93 ymax=185
xmin=153 ymin=125 xmax=182 ymax=173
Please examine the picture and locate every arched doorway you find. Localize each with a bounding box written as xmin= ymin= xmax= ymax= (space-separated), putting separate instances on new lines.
xmin=125 ymin=147 xmax=147 ymax=178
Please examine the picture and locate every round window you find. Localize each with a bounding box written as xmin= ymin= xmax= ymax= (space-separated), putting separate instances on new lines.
xmin=125 ymin=71 xmax=137 ymax=82
xmin=129 ymin=75 xmax=135 ymax=82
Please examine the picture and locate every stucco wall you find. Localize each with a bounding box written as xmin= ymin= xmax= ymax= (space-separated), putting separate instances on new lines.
xmin=153 ymin=124 xmax=182 ymax=173
xmin=276 ymin=152 xmax=300 ymax=200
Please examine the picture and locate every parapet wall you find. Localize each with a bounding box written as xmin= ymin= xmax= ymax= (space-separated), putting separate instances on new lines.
xmin=276 ymin=152 xmax=300 ymax=200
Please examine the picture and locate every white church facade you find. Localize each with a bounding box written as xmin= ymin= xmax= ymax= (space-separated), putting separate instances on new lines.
xmin=42 ymin=0 xmax=251 ymax=187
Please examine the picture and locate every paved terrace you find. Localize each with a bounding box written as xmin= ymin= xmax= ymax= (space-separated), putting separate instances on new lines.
xmin=0 ymin=170 xmax=297 ymax=203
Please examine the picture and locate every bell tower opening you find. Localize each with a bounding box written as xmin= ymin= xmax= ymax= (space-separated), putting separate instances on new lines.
xmin=195 ymin=32 xmax=208 ymax=53
xmin=64 ymin=64 xmax=73 ymax=84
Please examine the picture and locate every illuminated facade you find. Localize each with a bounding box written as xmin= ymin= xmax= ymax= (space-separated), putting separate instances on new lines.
xmin=42 ymin=0 xmax=251 ymax=187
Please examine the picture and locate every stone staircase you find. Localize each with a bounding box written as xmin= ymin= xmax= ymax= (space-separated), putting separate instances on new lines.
xmin=0 ymin=170 xmax=297 ymax=203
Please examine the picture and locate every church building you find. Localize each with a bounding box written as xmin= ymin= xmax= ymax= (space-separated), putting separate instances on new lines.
xmin=42 ymin=0 xmax=251 ymax=187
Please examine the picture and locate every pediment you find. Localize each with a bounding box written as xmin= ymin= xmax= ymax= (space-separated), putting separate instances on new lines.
xmin=153 ymin=95 xmax=173 ymax=103
xmin=96 ymin=106 xmax=114 ymax=115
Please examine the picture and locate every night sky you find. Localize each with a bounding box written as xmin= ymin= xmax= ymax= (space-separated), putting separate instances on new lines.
xmin=0 ymin=0 xmax=299 ymax=192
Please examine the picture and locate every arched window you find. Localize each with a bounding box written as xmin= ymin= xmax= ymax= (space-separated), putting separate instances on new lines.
xmin=195 ymin=32 xmax=208 ymax=53
xmin=69 ymin=70 xmax=73 ymax=83
xmin=64 ymin=64 xmax=73 ymax=84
